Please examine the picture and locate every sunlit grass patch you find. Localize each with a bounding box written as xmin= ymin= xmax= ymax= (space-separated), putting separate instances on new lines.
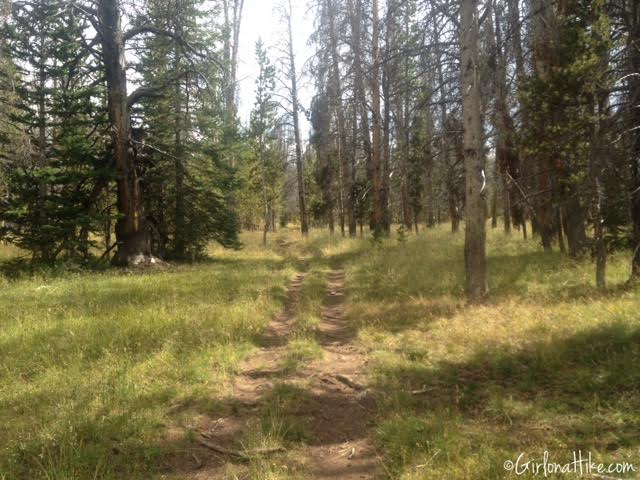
xmin=281 ymin=338 xmax=324 ymax=373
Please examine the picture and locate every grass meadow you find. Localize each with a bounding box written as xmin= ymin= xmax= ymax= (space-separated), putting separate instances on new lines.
xmin=0 ymin=225 xmax=638 ymax=479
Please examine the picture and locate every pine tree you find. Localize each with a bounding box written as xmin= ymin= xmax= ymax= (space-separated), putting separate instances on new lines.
xmin=247 ymin=40 xmax=284 ymax=245
xmin=138 ymin=0 xmax=240 ymax=260
xmin=0 ymin=0 xmax=110 ymax=262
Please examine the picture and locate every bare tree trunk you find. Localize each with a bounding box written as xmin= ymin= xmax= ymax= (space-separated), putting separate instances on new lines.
xmin=434 ymin=24 xmax=460 ymax=234
xmin=223 ymin=0 xmax=244 ymax=134
xmin=173 ymin=21 xmax=186 ymax=260
xmin=591 ymin=88 xmax=609 ymax=288
xmin=491 ymin=172 xmax=499 ymax=229
xmin=379 ymin=0 xmax=392 ymax=234
xmin=490 ymin=0 xmax=515 ymax=235
xmin=507 ymin=0 xmax=527 ymax=235
xmin=381 ymin=62 xmax=392 ymax=233
xmin=259 ymin=122 xmax=269 ymax=246
xmin=628 ymin=1 xmax=640 ymax=281
xmin=98 ymin=0 xmax=150 ymax=265
xmin=461 ymin=0 xmax=488 ymax=300
xmin=349 ymin=0 xmax=374 ymax=232
xmin=425 ymin=112 xmax=436 ymax=229
xmin=337 ymin=151 xmax=345 ymax=236
xmin=531 ymin=0 xmax=557 ymax=252
xmin=285 ymin=0 xmax=308 ymax=236
xmin=369 ymin=0 xmax=383 ymax=236
xmin=556 ymin=207 xmax=566 ymax=254
xmin=326 ymin=0 xmax=351 ymax=236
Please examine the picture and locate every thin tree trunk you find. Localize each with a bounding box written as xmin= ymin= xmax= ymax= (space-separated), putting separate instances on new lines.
xmin=173 ymin=18 xmax=186 ymax=260
xmin=349 ymin=0 xmax=373 ymax=232
xmin=491 ymin=173 xmax=499 ymax=229
xmin=592 ymin=166 xmax=606 ymax=290
xmin=223 ymin=0 xmax=244 ymax=133
xmin=490 ymin=0 xmax=514 ymax=235
xmin=628 ymin=1 xmax=640 ymax=281
xmin=379 ymin=0 xmax=392 ymax=234
xmin=370 ymin=0 xmax=383 ymax=235
xmin=461 ymin=0 xmax=488 ymax=300
xmin=286 ymin=1 xmax=308 ymax=236
xmin=434 ymin=25 xmax=459 ymax=234
xmin=260 ymin=124 xmax=269 ymax=246
xmin=556 ymin=207 xmax=566 ymax=254
xmin=507 ymin=0 xmax=527 ymax=234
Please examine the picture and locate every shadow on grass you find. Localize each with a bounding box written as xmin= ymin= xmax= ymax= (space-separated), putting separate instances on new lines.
xmin=0 ymin=255 xmax=111 ymax=280
xmin=374 ymin=321 xmax=640 ymax=460
xmin=341 ymin=236 xmax=637 ymax=338
xmin=349 ymin=300 xmax=460 ymax=333
xmin=159 ymin=378 xmax=377 ymax=478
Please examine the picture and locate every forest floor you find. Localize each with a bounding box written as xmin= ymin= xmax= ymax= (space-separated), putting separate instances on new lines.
xmin=1 ymin=226 xmax=639 ymax=479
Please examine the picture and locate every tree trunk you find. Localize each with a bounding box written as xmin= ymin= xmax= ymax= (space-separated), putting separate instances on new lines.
xmin=173 ymin=24 xmax=186 ymax=260
xmin=286 ymin=1 xmax=308 ymax=236
xmin=491 ymin=175 xmax=499 ymax=229
xmin=628 ymin=1 xmax=640 ymax=281
xmin=381 ymin=62 xmax=391 ymax=234
xmin=434 ymin=25 xmax=460 ymax=235
xmin=379 ymin=0 xmax=392 ymax=234
xmin=506 ymin=0 xmax=527 ymax=235
xmin=223 ymin=0 xmax=244 ymax=135
xmin=461 ymin=0 xmax=488 ymax=300
xmin=562 ymin=197 xmax=587 ymax=257
xmin=98 ymin=0 xmax=150 ymax=265
xmin=531 ymin=0 xmax=557 ymax=252
xmin=490 ymin=0 xmax=515 ymax=235
xmin=349 ymin=0 xmax=373 ymax=232
xmin=369 ymin=0 xmax=383 ymax=236
xmin=592 ymin=87 xmax=609 ymax=289
xmin=556 ymin=207 xmax=566 ymax=254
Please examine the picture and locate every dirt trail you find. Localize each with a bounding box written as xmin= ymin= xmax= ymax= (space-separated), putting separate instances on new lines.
xmin=228 ymin=271 xmax=308 ymax=406
xmin=303 ymin=268 xmax=378 ymax=479
xmin=164 ymin=266 xmax=379 ymax=479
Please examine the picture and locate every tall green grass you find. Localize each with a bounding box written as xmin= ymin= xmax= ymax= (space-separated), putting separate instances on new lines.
xmin=0 ymin=232 xmax=295 ymax=479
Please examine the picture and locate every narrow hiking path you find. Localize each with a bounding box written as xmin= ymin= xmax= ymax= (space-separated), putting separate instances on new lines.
xmin=165 ymin=258 xmax=380 ymax=479
xmin=304 ymin=268 xmax=378 ymax=479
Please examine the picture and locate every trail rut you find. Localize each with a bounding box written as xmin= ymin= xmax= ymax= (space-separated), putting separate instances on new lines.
xmin=303 ymin=268 xmax=378 ymax=479
xmin=163 ymin=265 xmax=379 ymax=479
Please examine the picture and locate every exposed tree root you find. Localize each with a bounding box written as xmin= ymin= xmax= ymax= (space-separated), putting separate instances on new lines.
xmin=193 ymin=433 xmax=285 ymax=460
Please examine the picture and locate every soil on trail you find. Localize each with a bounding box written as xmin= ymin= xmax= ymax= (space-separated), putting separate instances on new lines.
xmin=162 ymin=266 xmax=379 ymax=479
xmin=304 ymin=269 xmax=378 ymax=479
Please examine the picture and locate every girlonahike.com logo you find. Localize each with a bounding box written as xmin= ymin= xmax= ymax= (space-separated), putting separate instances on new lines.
xmin=503 ymin=451 xmax=636 ymax=477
